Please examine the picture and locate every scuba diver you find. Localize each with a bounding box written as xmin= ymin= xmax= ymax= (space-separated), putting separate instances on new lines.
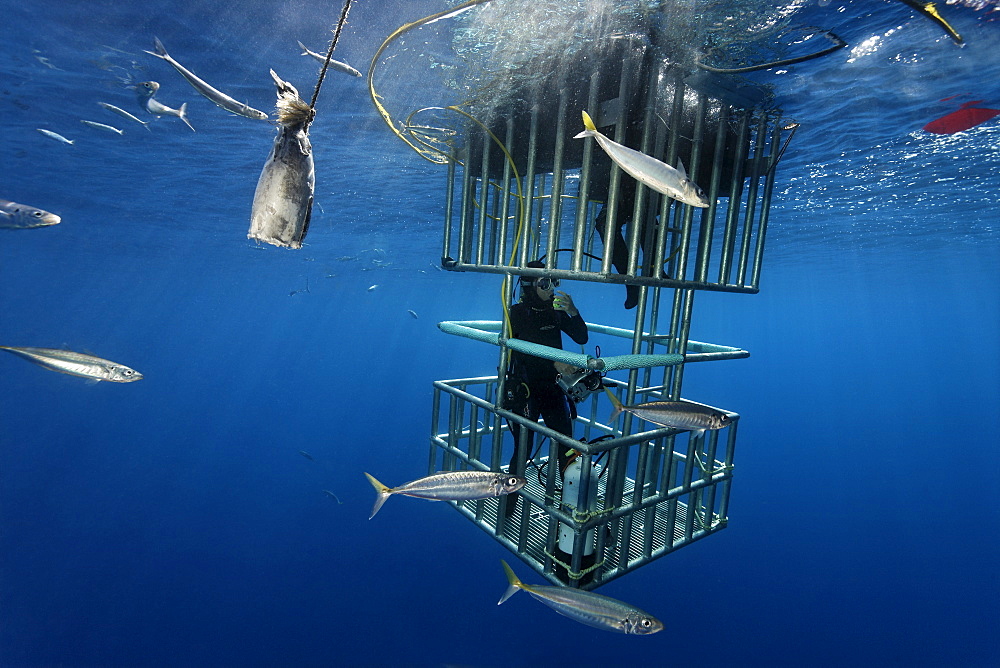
xmin=502 ymin=260 xmax=589 ymax=480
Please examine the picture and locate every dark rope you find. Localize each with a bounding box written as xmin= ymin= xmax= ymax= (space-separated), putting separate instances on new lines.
xmin=696 ymin=28 xmax=846 ymax=75
xmin=310 ymin=0 xmax=355 ymax=110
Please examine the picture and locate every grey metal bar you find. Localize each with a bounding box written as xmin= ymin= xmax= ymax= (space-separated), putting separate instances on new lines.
xmin=599 ymin=51 xmax=634 ymax=277
xmin=475 ymin=131 xmax=491 ymax=265
xmin=429 ymin=384 xmax=443 ymax=475
xmin=546 ymin=86 xmax=569 ymax=267
xmin=718 ymin=109 xmax=750 ymax=284
xmin=442 ymin=261 xmax=760 ymax=293
xmin=750 ymin=116 xmax=782 ymax=290
xmin=457 ymin=141 xmax=476 ymax=264
xmin=573 ymin=71 xmax=600 ymax=273
xmin=668 ymin=289 xmax=696 ymax=399
xmin=737 ymin=114 xmax=767 ymax=287
xmin=694 ymin=103 xmax=729 ymax=283
xmin=624 ymin=95 xmax=655 ymax=278
xmin=443 ymin=157 xmax=456 ymax=264
xmin=496 ymin=117 xmax=514 ymax=267
xmin=716 ymin=418 xmax=738 ymax=521
xmin=518 ymin=105 xmax=540 ymax=268
xmin=675 ymin=90 xmax=707 ymax=285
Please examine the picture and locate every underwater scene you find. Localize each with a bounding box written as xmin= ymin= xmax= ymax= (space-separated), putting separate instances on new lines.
xmin=1 ymin=0 xmax=998 ymax=666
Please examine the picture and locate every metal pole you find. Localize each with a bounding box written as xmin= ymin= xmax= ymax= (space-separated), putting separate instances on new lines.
xmin=457 ymin=139 xmax=476 ymax=265
xmin=443 ymin=157 xmax=456 ymax=264
xmin=694 ymin=103 xmax=730 ymax=283
xmin=573 ymin=71 xmax=600 ymax=272
xmin=518 ymin=105 xmax=540 ymax=268
xmin=718 ymin=109 xmax=750 ymax=285
xmin=750 ymin=116 xmax=782 ymax=290
xmin=737 ymin=114 xmax=767 ymax=287
xmin=546 ymin=86 xmax=569 ymax=267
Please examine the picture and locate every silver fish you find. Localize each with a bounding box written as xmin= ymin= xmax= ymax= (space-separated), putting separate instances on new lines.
xmin=0 ymin=346 xmax=143 ymax=383
xmin=97 ymin=102 xmax=152 ymax=131
xmin=606 ymin=388 xmax=730 ymax=433
xmin=363 ymin=470 xmax=525 ymax=519
xmin=296 ymin=41 xmax=362 ymax=78
xmin=0 ymin=199 xmax=60 ymax=229
xmin=80 ymin=119 xmax=124 ymax=135
xmin=144 ymin=37 xmax=268 ymax=121
xmin=575 ymin=110 xmax=710 ymax=208
xmin=135 ymin=81 xmax=195 ymax=132
xmin=36 ymin=128 xmax=74 ymax=145
xmin=498 ymin=560 xmax=663 ymax=635
xmin=248 ymin=70 xmax=315 ymax=249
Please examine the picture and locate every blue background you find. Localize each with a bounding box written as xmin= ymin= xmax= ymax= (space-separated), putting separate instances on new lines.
xmin=1 ymin=1 xmax=998 ymax=666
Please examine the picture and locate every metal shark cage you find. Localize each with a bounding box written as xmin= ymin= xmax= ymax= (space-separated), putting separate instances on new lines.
xmin=428 ymin=38 xmax=794 ymax=590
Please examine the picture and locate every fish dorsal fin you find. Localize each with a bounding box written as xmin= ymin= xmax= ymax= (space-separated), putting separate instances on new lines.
xmin=675 ymin=159 xmax=688 ymax=179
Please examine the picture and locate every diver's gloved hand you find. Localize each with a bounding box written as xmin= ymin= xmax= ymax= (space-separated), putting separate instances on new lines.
xmin=552 ymin=291 xmax=579 ymax=317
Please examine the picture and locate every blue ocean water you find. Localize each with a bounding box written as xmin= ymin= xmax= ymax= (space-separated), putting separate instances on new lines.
xmin=1 ymin=1 xmax=998 ymax=666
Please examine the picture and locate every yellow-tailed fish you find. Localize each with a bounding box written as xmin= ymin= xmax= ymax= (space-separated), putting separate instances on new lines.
xmin=605 ymin=387 xmax=730 ymax=435
xmin=575 ymin=110 xmax=710 ymax=208
xmin=498 ymin=560 xmax=663 ymax=635
xmin=363 ymin=471 xmax=525 ymax=519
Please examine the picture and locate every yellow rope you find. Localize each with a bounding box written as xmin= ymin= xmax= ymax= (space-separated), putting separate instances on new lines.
xmin=366 ymin=0 xmax=496 ymax=164
xmin=366 ymin=0 xmax=530 ymax=337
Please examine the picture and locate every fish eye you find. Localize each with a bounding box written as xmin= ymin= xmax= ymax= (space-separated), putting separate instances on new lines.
xmin=32 ymin=210 xmax=43 ymax=217
xmin=122 ymin=369 xmax=134 ymax=376
xmin=641 ymin=619 xmax=652 ymax=628
xmin=507 ymin=477 xmax=520 ymax=486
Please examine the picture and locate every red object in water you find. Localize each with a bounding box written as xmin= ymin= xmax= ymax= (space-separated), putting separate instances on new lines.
xmin=923 ymin=101 xmax=1000 ymax=134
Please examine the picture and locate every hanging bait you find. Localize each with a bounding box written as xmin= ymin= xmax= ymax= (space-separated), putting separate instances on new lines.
xmin=248 ymin=70 xmax=315 ymax=249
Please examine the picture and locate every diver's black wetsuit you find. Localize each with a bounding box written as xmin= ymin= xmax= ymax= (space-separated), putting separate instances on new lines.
xmin=503 ymin=292 xmax=589 ymax=477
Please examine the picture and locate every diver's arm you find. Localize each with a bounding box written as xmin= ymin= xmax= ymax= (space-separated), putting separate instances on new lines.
xmin=559 ymin=302 xmax=589 ymax=345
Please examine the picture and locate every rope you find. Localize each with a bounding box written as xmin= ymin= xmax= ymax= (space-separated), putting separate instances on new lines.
xmin=309 ymin=0 xmax=355 ymax=111
xmin=367 ymin=0 xmax=495 ymax=163
xmin=696 ymin=28 xmax=846 ymax=74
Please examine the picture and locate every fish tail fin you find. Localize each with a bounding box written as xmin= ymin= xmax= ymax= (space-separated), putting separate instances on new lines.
xmin=575 ymin=110 xmax=598 ymax=139
xmin=144 ymin=37 xmax=169 ymax=60
xmin=178 ymin=103 xmax=195 ymax=132
xmin=604 ymin=386 xmax=624 ymax=421
xmin=498 ymin=560 xmax=524 ymax=605
xmin=364 ymin=472 xmax=392 ymax=520
xmin=297 ymin=40 xmax=310 ymax=56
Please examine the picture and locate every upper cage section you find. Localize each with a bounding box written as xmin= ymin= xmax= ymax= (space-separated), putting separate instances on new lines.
xmin=440 ymin=37 xmax=795 ymax=294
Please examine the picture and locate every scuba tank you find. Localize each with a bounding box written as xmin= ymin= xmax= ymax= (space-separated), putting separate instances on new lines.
xmin=554 ymin=451 xmax=600 ymax=585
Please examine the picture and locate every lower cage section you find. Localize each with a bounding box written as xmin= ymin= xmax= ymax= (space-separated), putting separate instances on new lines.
xmin=430 ymin=376 xmax=737 ymax=590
